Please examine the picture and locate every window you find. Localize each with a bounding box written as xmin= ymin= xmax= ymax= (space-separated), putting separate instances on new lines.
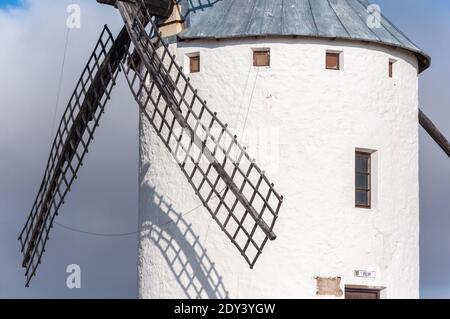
xmin=355 ymin=151 xmax=371 ymax=208
xmin=253 ymin=49 xmax=270 ymax=67
xmin=388 ymin=59 xmax=396 ymax=78
xmin=326 ymin=51 xmax=341 ymax=70
xmin=189 ymin=54 xmax=200 ymax=73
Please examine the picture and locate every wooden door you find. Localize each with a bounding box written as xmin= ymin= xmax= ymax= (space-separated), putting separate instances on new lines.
xmin=345 ymin=286 xmax=383 ymax=299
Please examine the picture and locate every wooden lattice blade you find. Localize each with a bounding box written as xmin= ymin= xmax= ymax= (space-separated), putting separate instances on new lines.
xmin=117 ymin=1 xmax=283 ymax=268
xmin=18 ymin=26 xmax=131 ymax=286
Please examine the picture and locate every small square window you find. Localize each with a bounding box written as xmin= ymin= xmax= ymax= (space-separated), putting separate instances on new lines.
xmin=326 ymin=52 xmax=341 ymax=70
xmin=253 ymin=49 xmax=270 ymax=67
xmin=189 ymin=54 xmax=200 ymax=73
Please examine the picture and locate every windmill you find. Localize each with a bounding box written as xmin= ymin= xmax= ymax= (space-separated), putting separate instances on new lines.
xmin=18 ymin=0 xmax=449 ymax=296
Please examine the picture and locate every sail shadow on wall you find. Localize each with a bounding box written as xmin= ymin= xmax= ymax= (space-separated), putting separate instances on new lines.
xmin=140 ymin=178 xmax=229 ymax=299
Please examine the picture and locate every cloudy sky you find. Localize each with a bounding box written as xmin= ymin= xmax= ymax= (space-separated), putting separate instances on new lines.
xmin=0 ymin=0 xmax=449 ymax=298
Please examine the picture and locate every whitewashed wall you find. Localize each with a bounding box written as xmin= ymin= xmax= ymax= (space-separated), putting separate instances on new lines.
xmin=138 ymin=37 xmax=420 ymax=299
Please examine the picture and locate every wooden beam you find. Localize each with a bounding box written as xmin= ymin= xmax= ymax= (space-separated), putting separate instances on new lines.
xmin=96 ymin=0 xmax=116 ymax=6
xmin=96 ymin=0 xmax=174 ymax=18
xmin=419 ymin=109 xmax=450 ymax=158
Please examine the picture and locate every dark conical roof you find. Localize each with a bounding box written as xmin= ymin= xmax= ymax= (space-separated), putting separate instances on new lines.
xmin=176 ymin=0 xmax=430 ymax=72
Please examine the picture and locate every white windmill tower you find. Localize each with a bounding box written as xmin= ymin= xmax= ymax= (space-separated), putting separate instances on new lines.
xmin=19 ymin=0 xmax=449 ymax=299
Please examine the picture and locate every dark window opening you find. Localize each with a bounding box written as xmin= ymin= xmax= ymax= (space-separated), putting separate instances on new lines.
xmin=389 ymin=60 xmax=394 ymax=78
xmin=253 ymin=49 xmax=270 ymax=67
xmin=189 ymin=55 xmax=200 ymax=73
xmin=355 ymin=151 xmax=371 ymax=208
xmin=326 ymin=52 xmax=341 ymax=70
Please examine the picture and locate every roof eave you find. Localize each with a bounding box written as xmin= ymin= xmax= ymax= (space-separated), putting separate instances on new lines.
xmin=178 ymin=33 xmax=431 ymax=74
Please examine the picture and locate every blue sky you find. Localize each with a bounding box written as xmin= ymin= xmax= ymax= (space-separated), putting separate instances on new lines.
xmin=0 ymin=0 xmax=449 ymax=299
xmin=0 ymin=0 xmax=22 ymax=9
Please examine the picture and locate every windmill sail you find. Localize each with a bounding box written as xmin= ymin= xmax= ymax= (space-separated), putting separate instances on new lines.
xmin=117 ymin=1 xmax=283 ymax=268
xmin=18 ymin=26 xmax=131 ymax=286
xmin=419 ymin=109 xmax=450 ymax=158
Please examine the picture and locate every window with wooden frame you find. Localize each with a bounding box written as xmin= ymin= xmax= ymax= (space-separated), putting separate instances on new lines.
xmin=253 ymin=49 xmax=270 ymax=67
xmin=326 ymin=51 xmax=341 ymax=70
xmin=355 ymin=151 xmax=371 ymax=208
xmin=388 ymin=59 xmax=396 ymax=78
xmin=189 ymin=54 xmax=200 ymax=73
